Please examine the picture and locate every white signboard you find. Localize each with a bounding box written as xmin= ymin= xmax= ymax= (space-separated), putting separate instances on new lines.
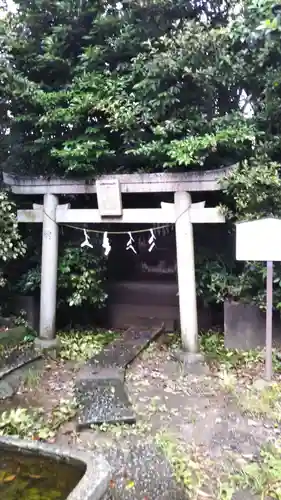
xmin=236 ymin=218 xmax=281 ymax=261
xmin=96 ymin=179 xmax=122 ymax=217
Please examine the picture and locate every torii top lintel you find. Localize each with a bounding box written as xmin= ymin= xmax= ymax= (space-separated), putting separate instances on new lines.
xmin=3 ymin=165 xmax=236 ymax=195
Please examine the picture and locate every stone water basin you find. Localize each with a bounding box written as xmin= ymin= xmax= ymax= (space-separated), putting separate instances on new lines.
xmin=0 ymin=436 xmax=110 ymax=500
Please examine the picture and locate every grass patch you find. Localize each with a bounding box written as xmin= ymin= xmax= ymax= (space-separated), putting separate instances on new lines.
xmin=22 ymin=368 xmax=42 ymax=390
xmin=217 ymin=369 xmax=238 ymax=392
xmin=168 ymin=330 xmax=281 ymax=378
xmin=58 ymin=329 xmax=118 ymax=361
xmin=201 ymin=332 xmax=281 ymax=419
xmin=0 ymin=398 xmax=78 ymax=440
xmin=237 ymin=382 xmax=281 ymax=421
xmin=200 ymin=331 xmax=263 ymax=370
xmin=156 ymin=431 xmax=281 ymax=500
xmin=155 ymin=431 xmax=212 ymax=498
xmin=92 ymin=420 xmax=153 ymax=439
xmin=220 ymin=442 xmax=281 ymax=500
xmin=200 ymin=331 xmax=281 ymax=373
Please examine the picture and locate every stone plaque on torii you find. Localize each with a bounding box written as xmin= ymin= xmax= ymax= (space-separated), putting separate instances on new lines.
xmin=3 ymin=167 xmax=234 ymax=353
xmin=96 ymin=179 xmax=123 ymax=217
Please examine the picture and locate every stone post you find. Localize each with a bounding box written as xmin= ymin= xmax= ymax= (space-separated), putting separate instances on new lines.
xmin=36 ymin=193 xmax=59 ymax=348
xmin=174 ymin=191 xmax=198 ymax=352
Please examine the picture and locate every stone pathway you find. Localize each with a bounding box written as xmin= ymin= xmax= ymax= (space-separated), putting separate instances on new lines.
xmin=101 ymin=442 xmax=186 ymax=500
xmin=75 ymin=326 xmax=162 ymax=428
xmin=59 ymin=344 xmax=281 ymax=500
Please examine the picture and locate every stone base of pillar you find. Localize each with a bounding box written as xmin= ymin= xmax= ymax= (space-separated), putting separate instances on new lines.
xmin=172 ymin=349 xmax=209 ymax=375
xmin=34 ymin=337 xmax=60 ymax=354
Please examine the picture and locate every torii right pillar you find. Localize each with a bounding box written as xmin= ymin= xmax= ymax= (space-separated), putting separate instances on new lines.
xmin=174 ymin=191 xmax=198 ymax=353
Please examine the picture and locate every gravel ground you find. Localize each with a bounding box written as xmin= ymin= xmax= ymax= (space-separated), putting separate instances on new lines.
xmin=1 ymin=341 xmax=279 ymax=499
xmin=55 ymin=344 xmax=280 ymax=499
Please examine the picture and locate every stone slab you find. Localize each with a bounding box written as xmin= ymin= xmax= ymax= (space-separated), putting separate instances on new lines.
xmin=87 ymin=326 xmax=162 ymax=370
xmin=107 ymin=282 xmax=179 ymax=307
xmin=100 ymin=442 xmax=186 ymax=500
xmin=224 ymin=300 xmax=281 ymax=350
xmin=0 ymin=346 xmax=42 ymax=379
xmin=108 ymin=303 xmax=176 ymax=331
xmin=76 ymin=379 xmax=136 ymax=429
xmin=0 ymin=380 xmax=14 ymax=399
xmin=76 ymin=366 xmax=125 ymax=383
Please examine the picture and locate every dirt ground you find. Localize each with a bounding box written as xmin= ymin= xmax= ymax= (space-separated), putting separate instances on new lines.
xmin=1 ymin=337 xmax=281 ymax=500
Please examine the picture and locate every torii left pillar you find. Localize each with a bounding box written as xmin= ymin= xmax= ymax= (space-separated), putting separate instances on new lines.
xmin=34 ymin=193 xmax=59 ymax=349
xmin=174 ymin=191 xmax=198 ymax=353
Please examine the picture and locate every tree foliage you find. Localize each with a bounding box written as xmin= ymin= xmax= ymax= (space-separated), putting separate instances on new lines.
xmin=0 ymin=191 xmax=26 ymax=288
xmin=1 ymin=0 xmax=273 ymax=176
xmin=17 ymin=242 xmax=107 ymax=309
xmin=1 ymin=0 xmax=281 ymax=176
xmin=223 ymin=156 xmax=281 ymax=221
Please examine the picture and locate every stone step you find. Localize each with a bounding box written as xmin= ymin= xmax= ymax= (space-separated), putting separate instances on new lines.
xmin=108 ymin=303 xmax=177 ymax=331
xmin=86 ymin=325 xmax=163 ymax=370
xmin=75 ymin=326 xmax=162 ymax=428
xmin=107 ymin=281 xmax=179 ymax=307
xmin=76 ymin=378 xmax=136 ymax=429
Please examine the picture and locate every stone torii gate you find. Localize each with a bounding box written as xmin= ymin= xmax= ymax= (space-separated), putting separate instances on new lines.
xmin=3 ymin=167 xmax=232 ymax=353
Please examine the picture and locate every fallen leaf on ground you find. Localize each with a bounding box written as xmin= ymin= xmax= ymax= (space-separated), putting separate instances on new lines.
xmin=125 ymin=480 xmax=135 ymax=489
xmin=3 ymin=474 xmax=16 ymax=483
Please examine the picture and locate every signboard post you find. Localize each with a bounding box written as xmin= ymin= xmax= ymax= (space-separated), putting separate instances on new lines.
xmin=266 ymin=261 xmax=273 ymax=380
xmin=236 ymin=218 xmax=281 ymax=381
